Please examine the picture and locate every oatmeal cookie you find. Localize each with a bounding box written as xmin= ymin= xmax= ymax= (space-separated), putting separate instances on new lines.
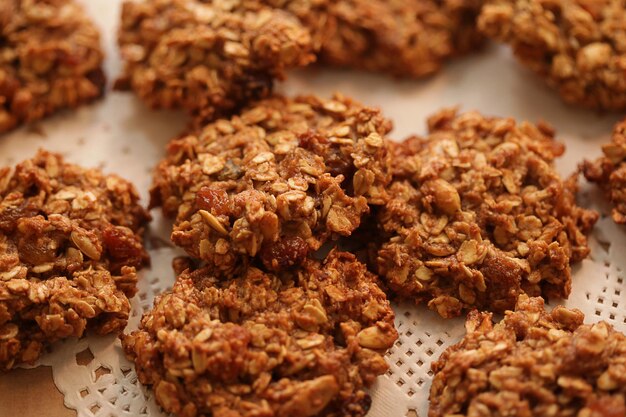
xmin=151 ymin=94 xmax=392 ymax=272
xmin=0 ymin=151 xmax=150 ymax=370
xmin=479 ymin=0 xmax=626 ymax=110
xmin=121 ymin=250 xmax=397 ymax=417
xmin=583 ymin=118 xmax=626 ymax=224
xmin=116 ymin=0 xmax=315 ymax=121
xmin=430 ymin=295 xmax=626 ymax=417
xmin=376 ymin=109 xmax=598 ymax=318
xmin=268 ymin=0 xmax=485 ymax=78
xmin=0 ymin=0 xmax=105 ymax=134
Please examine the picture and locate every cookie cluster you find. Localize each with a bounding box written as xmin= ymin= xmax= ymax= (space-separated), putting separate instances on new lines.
xmin=2 ymin=1 xmax=626 ymax=417
xmin=137 ymin=94 xmax=604 ymax=415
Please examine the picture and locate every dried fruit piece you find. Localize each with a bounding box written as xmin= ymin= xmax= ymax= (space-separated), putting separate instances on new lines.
xmin=479 ymin=0 xmax=626 ymax=110
xmin=430 ymin=296 xmax=626 ymax=416
xmin=583 ymin=118 xmax=626 ymax=224
xmin=259 ymin=235 xmax=309 ymax=271
xmin=122 ymin=250 xmax=397 ymax=417
xmin=0 ymin=0 xmax=105 ymax=133
xmin=151 ymin=94 xmax=392 ymax=273
xmin=376 ymin=109 xmax=598 ymax=318
xmin=0 ymin=151 xmax=150 ymax=370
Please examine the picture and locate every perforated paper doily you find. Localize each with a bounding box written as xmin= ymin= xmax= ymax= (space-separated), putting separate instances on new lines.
xmin=2 ymin=1 xmax=626 ymax=416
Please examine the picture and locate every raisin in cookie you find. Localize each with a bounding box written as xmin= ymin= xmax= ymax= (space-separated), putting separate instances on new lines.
xmin=151 ymin=94 xmax=392 ymax=272
xmin=479 ymin=0 xmax=626 ymax=110
xmin=121 ymin=250 xmax=397 ymax=417
xmin=430 ymin=295 xmax=626 ymax=416
xmin=0 ymin=0 xmax=105 ymax=133
xmin=376 ymin=109 xmax=597 ymax=318
xmin=0 ymin=151 xmax=150 ymax=369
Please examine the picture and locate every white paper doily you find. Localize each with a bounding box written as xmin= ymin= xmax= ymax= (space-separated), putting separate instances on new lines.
xmin=1 ymin=1 xmax=625 ymax=416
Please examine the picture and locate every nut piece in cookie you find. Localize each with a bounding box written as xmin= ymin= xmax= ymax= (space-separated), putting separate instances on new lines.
xmin=0 ymin=0 xmax=105 ymax=134
xmin=583 ymin=118 xmax=626 ymax=224
xmin=0 ymin=151 xmax=150 ymax=370
xmin=430 ymin=295 xmax=626 ymax=416
xmin=116 ymin=0 xmax=315 ymax=121
xmin=273 ymin=0 xmax=485 ymax=78
xmin=121 ymin=250 xmax=398 ymax=417
xmin=151 ymin=94 xmax=392 ymax=273
xmin=479 ymin=0 xmax=626 ymax=110
xmin=376 ymin=109 xmax=598 ymax=318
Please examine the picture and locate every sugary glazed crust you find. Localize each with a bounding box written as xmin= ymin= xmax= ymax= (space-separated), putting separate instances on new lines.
xmin=583 ymin=118 xmax=626 ymax=224
xmin=121 ymin=250 xmax=398 ymax=417
xmin=116 ymin=0 xmax=315 ymax=121
xmin=0 ymin=151 xmax=150 ymax=370
xmin=150 ymin=94 xmax=392 ymax=273
xmin=430 ymin=295 xmax=626 ymax=416
xmin=0 ymin=0 xmax=105 ymax=133
xmin=376 ymin=109 xmax=598 ymax=318
xmin=479 ymin=0 xmax=626 ymax=110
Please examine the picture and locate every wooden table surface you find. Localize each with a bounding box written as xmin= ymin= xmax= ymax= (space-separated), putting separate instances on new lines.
xmin=0 ymin=367 xmax=75 ymax=417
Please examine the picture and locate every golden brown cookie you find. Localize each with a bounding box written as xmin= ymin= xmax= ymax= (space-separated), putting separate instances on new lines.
xmin=121 ymin=250 xmax=397 ymax=417
xmin=583 ymin=118 xmax=626 ymax=224
xmin=0 ymin=151 xmax=150 ymax=370
xmin=376 ymin=109 xmax=597 ymax=318
xmin=430 ymin=295 xmax=626 ymax=416
xmin=150 ymin=94 xmax=392 ymax=273
xmin=116 ymin=0 xmax=315 ymax=121
xmin=271 ymin=0 xmax=485 ymax=78
xmin=479 ymin=0 xmax=626 ymax=110
xmin=0 ymin=0 xmax=105 ymax=133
